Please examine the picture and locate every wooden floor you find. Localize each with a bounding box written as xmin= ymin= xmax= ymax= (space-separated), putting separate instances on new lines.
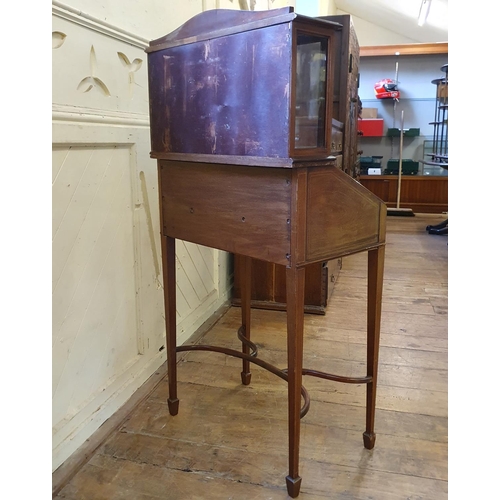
xmin=55 ymin=213 xmax=448 ymax=499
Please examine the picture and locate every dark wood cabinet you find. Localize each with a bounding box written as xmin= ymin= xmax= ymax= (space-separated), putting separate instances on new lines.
xmin=148 ymin=9 xmax=349 ymax=164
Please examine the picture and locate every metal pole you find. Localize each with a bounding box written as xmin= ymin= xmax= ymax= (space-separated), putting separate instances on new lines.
xmin=397 ymin=109 xmax=404 ymax=209
xmin=391 ymin=57 xmax=399 ymax=159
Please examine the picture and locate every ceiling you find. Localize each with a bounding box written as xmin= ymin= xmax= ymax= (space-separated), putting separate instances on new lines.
xmin=335 ymin=0 xmax=448 ymax=43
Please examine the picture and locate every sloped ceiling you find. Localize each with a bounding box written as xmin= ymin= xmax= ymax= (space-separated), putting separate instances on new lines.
xmin=335 ymin=0 xmax=448 ymax=43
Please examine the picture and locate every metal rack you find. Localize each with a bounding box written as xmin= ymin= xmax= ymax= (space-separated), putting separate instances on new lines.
xmin=424 ymin=64 xmax=448 ymax=170
xmin=424 ymin=63 xmax=448 ymax=234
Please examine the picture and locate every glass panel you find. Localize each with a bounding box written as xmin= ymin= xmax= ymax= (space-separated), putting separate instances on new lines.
xmin=295 ymin=33 xmax=328 ymax=149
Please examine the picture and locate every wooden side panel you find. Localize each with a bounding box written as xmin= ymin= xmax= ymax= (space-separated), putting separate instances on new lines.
xmin=319 ymin=15 xmax=360 ymax=177
xmin=305 ymin=166 xmax=383 ymax=262
xmin=232 ymin=258 xmax=328 ymax=314
xmin=161 ymin=162 xmax=291 ymax=266
xmin=233 ymin=256 xmax=275 ymax=302
xmin=346 ymin=17 xmax=360 ymax=178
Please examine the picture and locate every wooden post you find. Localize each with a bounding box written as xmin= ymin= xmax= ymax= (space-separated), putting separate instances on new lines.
xmin=161 ymin=235 xmax=179 ymax=416
xmin=240 ymin=255 xmax=252 ymax=385
xmin=363 ymin=245 xmax=385 ymax=448
xmin=285 ymin=265 xmax=306 ymax=498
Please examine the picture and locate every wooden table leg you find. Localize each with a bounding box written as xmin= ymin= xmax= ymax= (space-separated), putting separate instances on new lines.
xmin=285 ymin=265 xmax=305 ymax=498
xmin=363 ymin=245 xmax=385 ymax=449
xmin=240 ymin=255 xmax=252 ymax=385
xmin=161 ymin=235 xmax=179 ymax=416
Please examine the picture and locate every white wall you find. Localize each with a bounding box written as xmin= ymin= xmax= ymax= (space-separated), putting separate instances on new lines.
xmin=54 ymin=0 xmax=205 ymax=40
xmin=52 ymin=0 xmax=232 ymax=472
xmin=337 ymin=10 xmax=417 ymax=46
xmin=295 ymin=1 xmax=416 ymax=45
xmin=294 ymin=1 xmax=421 ymax=55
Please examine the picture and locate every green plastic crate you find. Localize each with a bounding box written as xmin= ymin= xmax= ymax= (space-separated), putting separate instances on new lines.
xmin=360 ymin=156 xmax=383 ymax=165
xmin=384 ymin=159 xmax=419 ymax=175
xmin=386 ymin=128 xmax=420 ymax=137
xmin=360 ymin=157 xmax=374 ymax=165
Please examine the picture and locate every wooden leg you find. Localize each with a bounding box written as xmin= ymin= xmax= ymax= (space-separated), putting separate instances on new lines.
xmin=363 ymin=245 xmax=385 ymax=449
xmin=285 ymin=266 xmax=305 ymax=498
xmin=161 ymin=235 xmax=179 ymax=416
xmin=239 ymin=255 xmax=252 ymax=385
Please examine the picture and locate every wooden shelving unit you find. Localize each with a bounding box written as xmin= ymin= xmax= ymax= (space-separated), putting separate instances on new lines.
xmin=360 ymin=42 xmax=448 ymax=57
xmin=358 ymin=175 xmax=447 ymax=214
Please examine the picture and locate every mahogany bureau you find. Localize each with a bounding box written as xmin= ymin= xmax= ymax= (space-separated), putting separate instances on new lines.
xmin=146 ymin=8 xmax=386 ymax=497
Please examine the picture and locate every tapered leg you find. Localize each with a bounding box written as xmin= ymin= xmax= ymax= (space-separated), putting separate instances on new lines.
xmin=239 ymin=255 xmax=252 ymax=385
xmin=285 ymin=266 xmax=306 ymax=498
xmin=363 ymin=245 xmax=385 ymax=448
xmin=161 ymin=235 xmax=179 ymax=416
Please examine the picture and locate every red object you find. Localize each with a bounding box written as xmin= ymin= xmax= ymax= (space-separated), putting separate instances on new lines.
xmin=374 ymin=79 xmax=400 ymax=100
xmin=357 ymin=118 xmax=384 ymax=137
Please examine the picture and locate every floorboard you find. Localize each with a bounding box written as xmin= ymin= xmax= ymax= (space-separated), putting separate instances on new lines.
xmin=55 ymin=213 xmax=448 ymax=499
